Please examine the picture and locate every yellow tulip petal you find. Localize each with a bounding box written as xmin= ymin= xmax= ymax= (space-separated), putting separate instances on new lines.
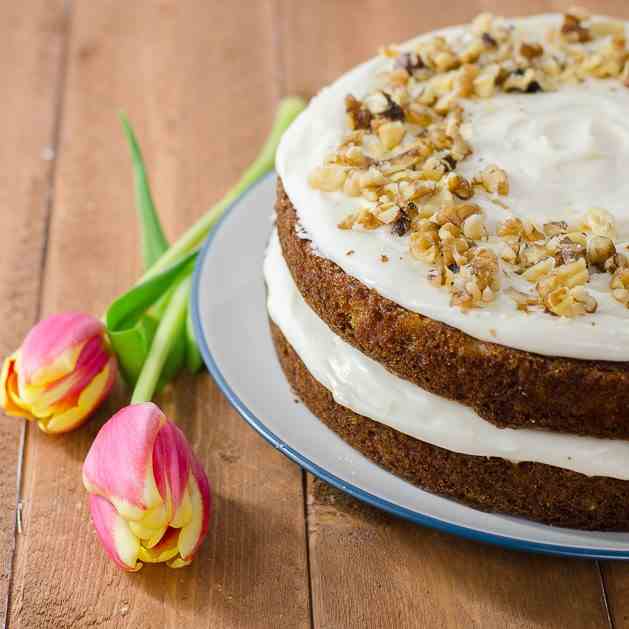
xmin=177 ymin=476 xmax=204 ymax=559
xmin=170 ymin=486 xmax=192 ymax=529
xmin=138 ymin=530 xmax=180 ymax=564
xmin=28 ymin=343 xmax=83 ymax=387
xmin=45 ymin=364 xmax=111 ymax=433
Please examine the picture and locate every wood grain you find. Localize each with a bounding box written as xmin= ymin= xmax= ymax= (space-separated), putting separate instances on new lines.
xmin=8 ymin=1 xmax=309 ymax=628
xmin=308 ymin=478 xmax=609 ymax=629
xmin=7 ymin=0 xmax=629 ymax=627
xmin=0 ymin=0 xmax=67 ymax=624
xmin=278 ymin=1 xmax=617 ymax=627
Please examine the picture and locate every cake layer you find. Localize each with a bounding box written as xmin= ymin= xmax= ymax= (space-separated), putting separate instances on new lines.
xmin=275 ymin=182 xmax=629 ymax=439
xmin=270 ymin=319 xmax=629 ymax=530
xmin=275 ymin=13 xmax=629 ymax=361
xmin=265 ymin=227 xmax=629 ymax=478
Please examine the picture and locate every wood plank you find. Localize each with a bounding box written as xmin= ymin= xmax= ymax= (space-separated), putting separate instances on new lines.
xmin=0 ymin=0 xmax=67 ymax=624
xmin=565 ymin=1 xmax=629 ymax=627
xmin=309 ymin=479 xmax=609 ymax=629
xmin=9 ymin=1 xmax=310 ymax=628
xmin=278 ymin=1 xmax=615 ymax=627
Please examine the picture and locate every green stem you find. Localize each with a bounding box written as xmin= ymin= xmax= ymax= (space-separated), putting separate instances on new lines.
xmin=131 ymin=274 xmax=192 ymax=404
xmin=139 ymin=97 xmax=306 ymax=282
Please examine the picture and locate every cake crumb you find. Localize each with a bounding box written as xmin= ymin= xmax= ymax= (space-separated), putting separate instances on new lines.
xmin=346 ymin=249 xmax=355 ymax=256
xmin=489 ymin=328 xmax=497 ymax=337
xmin=381 ymin=254 xmax=389 ymax=262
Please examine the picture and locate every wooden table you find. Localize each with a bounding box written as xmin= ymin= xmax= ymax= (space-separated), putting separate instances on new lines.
xmin=3 ymin=1 xmax=629 ymax=627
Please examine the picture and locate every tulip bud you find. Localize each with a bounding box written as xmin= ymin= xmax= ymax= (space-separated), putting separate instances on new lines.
xmin=83 ymin=402 xmax=211 ymax=571
xmin=0 ymin=312 xmax=117 ymax=433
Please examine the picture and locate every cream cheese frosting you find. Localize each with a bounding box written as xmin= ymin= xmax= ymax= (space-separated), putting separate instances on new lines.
xmin=265 ymin=229 xmax=629 ymax=480
xmin=276 ymin=14 xmax=629 ymax=361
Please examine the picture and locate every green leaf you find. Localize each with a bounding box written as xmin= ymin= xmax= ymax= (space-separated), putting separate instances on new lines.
xmin=105 ymin=251 xmax=197 ymax=387
xmin=131 ymin=274 xmax=193 ymax=404
xmin=185 ymin=300 xmax=203 ymax=373
xmin=120 ymin=112 xmax=169 ymax=270
xmin=137 ymin=96 xmax=307 ymax=281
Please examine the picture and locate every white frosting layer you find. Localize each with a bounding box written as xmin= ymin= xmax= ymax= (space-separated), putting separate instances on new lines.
xmin=265 ymin=230 xmax=629 ymax=480
xmin=276 ymin=14 xmax=629 ymax=361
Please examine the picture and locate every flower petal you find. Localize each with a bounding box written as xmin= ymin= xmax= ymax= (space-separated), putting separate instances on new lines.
xmin=152 ymin=421 xmax=192 ymax=522
xmin=0 ymin=353 xmax=36 ymax=420
xmin=44 ymin=358 xmax=117 ymax=434
xmin=21 ymin=313 xmax=104 ymax=386
xmin=83 ymin=402 xmax=165 ymax=520
xmin=89 ymin=494 xmax=142 ymax=572
xmin=177 ymin=456 xmax=211 ymax=561
xmin=137 ymin=527 xmax=180 ymax=564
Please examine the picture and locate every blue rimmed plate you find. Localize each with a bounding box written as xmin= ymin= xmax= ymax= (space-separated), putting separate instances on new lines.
xmin=191 ymin=173 xmax=629 ymax=559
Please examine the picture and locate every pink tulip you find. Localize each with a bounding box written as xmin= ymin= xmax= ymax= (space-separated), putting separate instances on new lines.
xmin=83 ymin=402 xmax=211 ymax=571
xmin=0 ymin=312 xmax=117 ymax=434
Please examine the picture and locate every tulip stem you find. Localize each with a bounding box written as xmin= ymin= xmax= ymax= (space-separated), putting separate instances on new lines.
xmin=138 ymin=97 xmax=306 ymax=282
xmin=131 ymin=273 xmax=192 ymax=404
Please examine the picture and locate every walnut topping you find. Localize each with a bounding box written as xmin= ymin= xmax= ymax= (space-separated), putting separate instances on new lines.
xmin=310 ymin=11 xmax=629 ymax=315
xmin=605 ymin=253 xmax=628 ymax=274
xmin=381 ymin=93 xmax=405 ymax=121
xmin=544 ymin=285 xmax=597 ymax=317
xmin=476 ymin=165 xmax=509 ymax=195
xmin=523 ymin=257 xmax=555 ymax=282
xmin=543 ymin=221 xmax=568 ymax=237
xmin=519 ymin=42 xmax=544 ymax=60
xmin=503 ymin=68 xmax=543 ymax=94
xmin=561 ymin=12 xmax=591 ymax=43
xmin=391 ymin=206 xmax=412 ymax=236
xmin=462 ymin=213 xmax=487 ymax=240
xmin=447 ymin=248 xmax=499 ymax=308
xmin=586 ymin=236 xmax=616 ymax=269
xmin=581 ymin=208 xmax=616 ymax=239
xmin=446 ymin=173 xmax=473 ymax=199
xmin=611 ymin=268 xmax=629 ymax=305
xmin=395 ymin=51 xmax=424 ymax=74
xmin=308 ymin=165 xmax=347 ymax=191
xmin=345 ymin=94 xmax=372 ymax=130
xmin=378 ymin=121 xmax=405 ymax=150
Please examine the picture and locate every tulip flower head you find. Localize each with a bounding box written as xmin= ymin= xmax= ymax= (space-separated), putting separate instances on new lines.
xmin=83 ymin=402 xmax=211 ymax=571
xmin=0 ymin=312 xmax=117 ymax=433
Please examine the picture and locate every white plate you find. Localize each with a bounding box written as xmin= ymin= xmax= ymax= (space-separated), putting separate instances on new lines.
xmin=192 ymin=173 xmax=629 ymax=559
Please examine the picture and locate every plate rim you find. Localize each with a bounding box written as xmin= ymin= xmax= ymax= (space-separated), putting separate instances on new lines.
xmin=191 ymin=172 xmax=629 ymax=560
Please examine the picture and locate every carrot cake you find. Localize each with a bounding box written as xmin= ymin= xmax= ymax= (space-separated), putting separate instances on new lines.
xmin=266 ymin=11 xmax=629 ymax=529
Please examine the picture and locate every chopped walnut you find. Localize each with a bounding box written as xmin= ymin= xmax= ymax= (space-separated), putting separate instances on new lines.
xmin=503 ymin=68 xmax=543 ymax=93
xmin=519 ymin=42 xmax=543 ymax=60
xmin=519 ymin=243 xmax=548 ymax=268
xmin=410 ymin=221 xmax=440 ymax=263
xmin=309 ymin=165 xmax=347 ymax=191
xmin=345 ymin=95 xmax=372 ymax=130
xmin=476 ymin=164 xmax=509 ymax=195
xmin=446 ymin=173 xmax=473 ymax=199
xmin=447 ymin=248 xmax=499 ymax=308
xmin=378 ymin=121 xmax=405 ymax=150
xmin=505 ymin=287 xmax=540 ymax=312
xmin=433 ymin=202 xmax=481 ymax=226
xmin=586 ymin=235 xmax=616 ymax=269
xmin=543 ymin=221 xmax=568 ymax=237
xmin=462 ymin=213 xmax=487 ymax=240
xmin=391 ymin=206 xmax=412 ymax=236
xmin=611 ymin=268 xmax=629 ymax=305
xmin=561 ymin=13 xmax=591 ymax=43
xmin=544 ymin=285 xmax=597 ymax=317
xmin=581 ymin=208 xmax=616 ymax=240
xmin=523 ymin=257 xmax=555 ymax=282
xmin=605 ymin=253 xmax=629 ymax=274
xmin=311 ymin=11 xmax=629 ymax=316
